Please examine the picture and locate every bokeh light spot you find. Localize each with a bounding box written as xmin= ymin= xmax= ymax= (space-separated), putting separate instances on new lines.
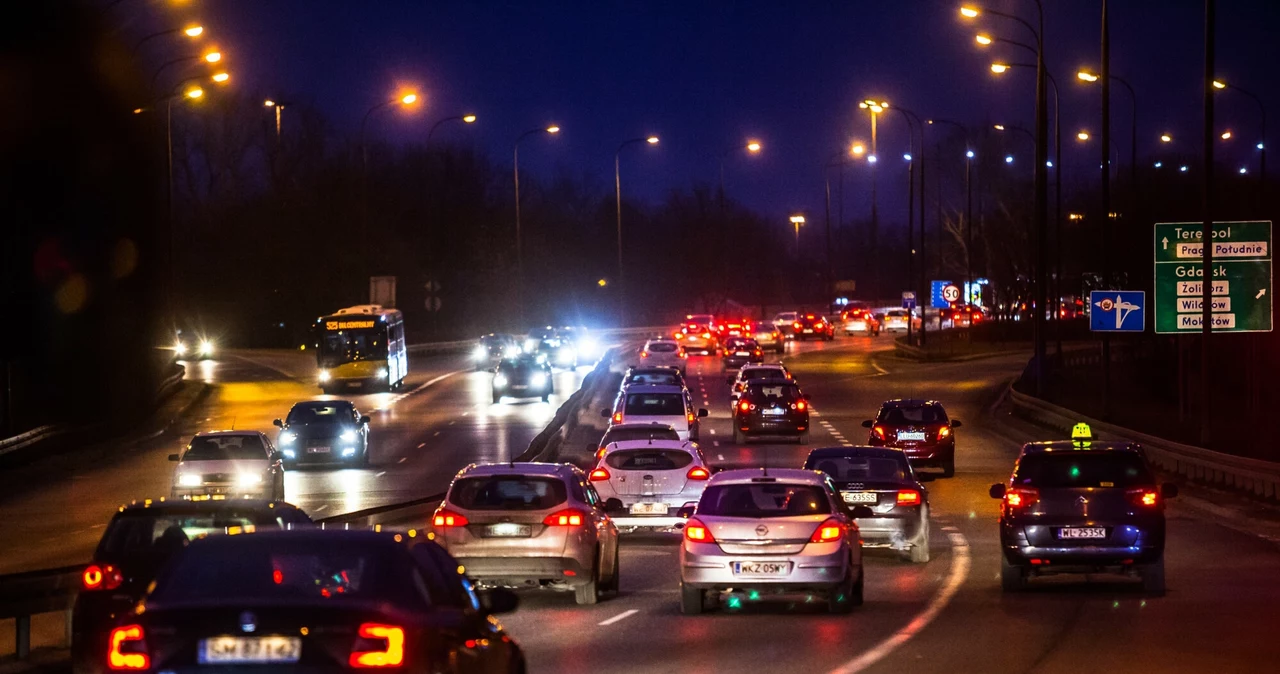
xmin=111 ymin=239 xmax=139 ymax=279
xmin=55 ymin=274 xmax=89 ymax=313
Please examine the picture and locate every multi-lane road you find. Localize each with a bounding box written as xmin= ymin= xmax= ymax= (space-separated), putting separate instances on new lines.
xmin=3 ymin=338 xmax=1279 ymax=671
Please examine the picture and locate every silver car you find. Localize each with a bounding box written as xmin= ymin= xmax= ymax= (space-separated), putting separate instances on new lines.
xmin=429 ymin=462 xmax=621 ymax=605
xmin=603 ymin=384 xmax=707 ymax=442
xmin=679 ymin=468 xmax=869 ymax=614
xmin=590 ymin=440 xmax=712 ymax=531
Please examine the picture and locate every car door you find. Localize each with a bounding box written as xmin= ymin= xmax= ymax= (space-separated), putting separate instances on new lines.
xmin=583 ymin=482 xmax=619 ymax=580
xmin=411 ymin=543 xmax=517 ymax=673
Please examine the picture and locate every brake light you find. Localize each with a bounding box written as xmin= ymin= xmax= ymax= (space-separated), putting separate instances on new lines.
xmin=543 ymin=509 xmax=586 ymax=526
xmin=738 ymin=400 xmax=752 ymax=413
xmin=896 ymin=490 xmax=922 ymax=506
xmin=641 ymin=351 xmax=649 ymax=358
xmin=679 ymin=350 xmax=688 ymax=358
xmin=350 ymin=623 xmax=405 ymax=668
xmin=792 ymin=322 xmax=802 ymax=329
xmin=938 ymin=426 xmax=952 ymax=439
xmin=687 ymin=466 xmax=711 ymax=480
xmin=754 ymin=349 xmax=762 ymax=356
xmin=1126 ymin=488 xmax=1160 ymax=508
xmin=687 ymin=412 xmax=695 ymax=423
xmin=432 ymin=508 xmax=469 ymax=528
xmin=589 ymin=468 xmax=610 ymax=481
xmin=684 ymin=518 xmax=715 ymax=543
xmin=613 ymin=412 xmax=623 ymax=423
xmin=107 ymin=625 xmax=148 ymax=671
xmin=673 ymin=331 xmax=683 ymax=338
xmin=973 ymin=313 xmax=983 ymax=322
xmin=871 ymin=425 xmax=887 ymax=440
xmin=1004 ymin=487 xmax=1039 ymax=510
xmin=688 ymin=323 xmax=697 ymax=329
xmin=794 ymin=400 xmax=807 ymax=411
xmin=805 ymin=314 xmax=815 ymax=319
xmin=596 ymin=447 xmax=607 ymax=459
xmin=809 ymin=517 xmax=845 ymax=543
xmin=954 ymin=313 xmax=962 ymax=320
xmin=83 ymin=564 xmax=124 ymax=591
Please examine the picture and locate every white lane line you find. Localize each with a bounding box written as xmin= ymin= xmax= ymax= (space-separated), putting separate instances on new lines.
xmin=313 ymin=504 xmax=328 ymax=512
xmin=417 ymin=443 xmax=426 ymax=449
xmin=375 ymin=471 xmax=387 ymax=477
xmin=870 ymin=358 xmax=889 ymax=376
xmin=597 ymin=609 xmax=639 ymax=626
xmin=433 ymin=431 xmax=440 ymax=437
xmin=713 ymin=441 xmax=720 ymax=447
xmin=448 ymin=421 xmax=456 ymax=426
xmin=828 ymin=532 xmax=971 ymax=674
xmin=398 ymin=457 xmax=407 ymax=463
xmin=709 ymin=429 xmax=717 ymax=436
xmin=717 ymin=454 xmax=725 ymax=460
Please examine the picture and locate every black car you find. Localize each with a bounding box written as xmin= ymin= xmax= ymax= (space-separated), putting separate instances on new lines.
xmin=72 ymin=500 xmax=312 ymax=674
xmin=792 ymin=313 xmax=834 ymax=341
xmin=473 ymin=333 xmax=519 ymax=371
xmin=863 ymin=399 xmax=960 ymax=477
xmin=733 ymin=381 xmax=810 ymax=444
xmin=101 ymin=530 xmax=524 ymax=673
xmin=989 ymin=441 xmax=1178 ymax=594
xmin=273 ymin=400 xmax=371 ymax=467
xmin=720 ymin=337 xmax=764 ymax=370
xmin=805 ymin=446 xmax=930 ymax=563
xmin=493 ymin=354 xmax=554 ymax=403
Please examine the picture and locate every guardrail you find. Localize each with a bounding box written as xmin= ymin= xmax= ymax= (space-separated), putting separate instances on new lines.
xmin=0 ymin=565 xmax=81 ymax=660
xmin=405 ymin=326 xmax=665 ymax=357
xmin=1010 ymin=388 xmax=1280 ymax=500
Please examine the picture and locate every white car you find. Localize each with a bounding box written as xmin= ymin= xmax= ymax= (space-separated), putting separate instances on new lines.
xmin=639 ymin=339 xmax=687 ymax=375
xmin=883 ymin=310 xmax=911 ymax=332
xmin=169 ymin=431 xmax=285 ymax=501
xmin=590 ymin=440 xmax=712 ymax=531
xmin=604 ymin=384 xmax=707 ymax=442
xmin=772 ymin=311 xmax=799 ymax=338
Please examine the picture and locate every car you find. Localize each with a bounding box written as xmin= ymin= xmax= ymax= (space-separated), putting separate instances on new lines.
xmin=273 ymin=400 xmax=371 ymax=467
xmin=949 ymin=304 xmax=985 ymax=328
xmin=676 ymin=314 xmax=720 ymax=354
xmin=430 ymin=462 xmax=620 ymax=605
xmin=804 ymin=447 xmax=930 ymax=563
xmin=558 ymin=325 xmax=601 ymax=362
xmin=605 ymin=384 xmax=707 ymax=442
xmin=717 ymin=318 xmax=751 ymax=340
xmin=863 ymin=399 xmax=961 ymax=477
xmin=678 ymin=468 xmax=868 ymax=614
xmin=71 ymin=500 xmax=312 ymax=674
xmin=772 ymin=311 xmax=799 ymax=338
xmin=840 ymin=308 xmax=881 ymax=336
xmin=792 ymin=313 xmax=834 ymax=340
xmin=989 ymin=441 xmax=1178 ymax=594
xmin=528 ymin=327 xmax=578 ymax=368
xmin=170 ymin=326 xmax=216 ymax=361
xmin=594 ymin=422 xmax=682 ymax=459
xmin=720 ymin=337 xmax=764 ymax=370
xmin=727 ymin=364 xmax=793 ymax=405
xmin=168 ymin=431 xmax=285 ymax=501
xmin=102 ymin=530 xmax=524 ymax=673
xmin=621 ymin=365 xmax=686 ymax=390
xmin=882 ymin=309 xmax=911 ymax=332
xmin=590 ymin=440 xmax=712 ymax=532
xmin=747 ymin=320 xmax=785 ymax=353
xmin=492 ymin=353 xmax=554 ymax=403
xmin=473 ymin=333 xmax=521 ymax=371
xmin=639 ymin=338 xmax=688 ymax=375
xmin=732 ymin=380 xmax=810 ymax=444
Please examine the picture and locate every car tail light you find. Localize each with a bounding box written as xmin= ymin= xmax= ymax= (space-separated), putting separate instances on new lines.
xmin=792 ymin=322 xmax=802 ymax=329
xmin=1126 ymin=488 xmax=1160 ymax=508
xmin=543 ymin=509 xmax=586 ymax=526
xmin=1004 ymin=487 xmax=1039 ymax=510
xmin=107 ymin=625 xmax=149 ymax=670
xmin=792 ymin=400 xmax=807 ymax=411
xmin=754 ymin=349 xmax=761 ymax=356
xmin=684 ymin=518 xmax=715 ymax=543
xmin=589 ymin=468 xmax=610 ymax=481
xmin=596 ymin=447 xmax=607 ymax=459
xmin=938 ymin=426 xmax=952 ymax=439
xmin=686 ymin=412 xmax=695 ymax=423
xmin=973 ymin=313 xmax=983 ymax=322
xmin=640 ymin=351 xmax=649 ymax=358
xmin=679 ymin=350 xmax=688 ymax=358
xmin=688 ymin=323 xmax=698 ymax=329
xmin=953 ymin=313 xmax=962 ymax=320
xmin=772 ymin=331 xmax=779 ymax=338
xmin=613 ymin=412 xmax=623 ymax=423
xmin=871 ymin=425 xmax=887 ymax=440
xmin=673 ymin=331 xmax=683 ymax=339
xmin=687 ymin=466 xmax=711 ymax=480
xmin=738 ymin=400 xmax=752 ymax=413
xmin=896 ymin=490 xmax=922 ymax=506
xmin=83 ymin=564 xmax=124 ymax=591
xmin=432 ymin=508 xmax=469 ymax=528
xmin=350 ymin=623 xmax=405 ymax=668
xmin=809 ymin=517 xmax=845 ymax=543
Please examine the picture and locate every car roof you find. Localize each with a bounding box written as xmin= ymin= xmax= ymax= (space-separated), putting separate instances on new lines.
xmin=621 ymin=384 xmax=686 ymax=395
xmin=192 ymin=430 xmax=265 ymax=439
xmin=290 ymin=400 xmax=353 ymax=409
xmin=742 ymin=364 xmax=786 ymax=372
xmin=456 ymin=462 xmax=582 ymax=479
xmin=603 ymin=439 xmax=697 ymax=453
xmin=708 ymin=468 xmax=826 ymax=486
xmin=645 ymin=338 xmax=678 ymax=344
xmin=879 ymin=399 xmax=942 ymax=408
xmin=626 ymin=366 xmax=681 ymax=374
xmin=186 ymin=528 xmax=398 ymax=549
xmin=1019 ymin=441 xmax=1143 ymax=454
xmin=116 ymin=499 xmax=302 ymax=515
xmin=805 ymin=446 xmax=907 ymax=461
xmin=605 ymin=422 xmax=678 ymax=431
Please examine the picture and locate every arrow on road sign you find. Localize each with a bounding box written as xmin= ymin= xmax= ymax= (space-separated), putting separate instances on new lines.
xmin=1258 ymin=289 xmax=1267 ymax=299
xmin=1162 ymin=237 xmax=1169 ymax=250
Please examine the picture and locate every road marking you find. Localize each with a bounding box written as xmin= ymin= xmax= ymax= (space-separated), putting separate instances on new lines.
xmin=717 ymin=453 xmax=725 ymax=460
xmin=448 ymin=421 xmax=456 ymax=426
xmin=398 ymin=457 xmax=407 ymax=463
xmin=597 ymin=609 xmax=639 ymax=626
xmin=828 ymin=532 xmax=971 ymax=674
xmin=713 ymin=441 xmax=720 ymax=447
xmin=434 ymin=431 xmax=440 ymax=437
xmin=313 ymin=504 xmax=328 ymax=512
xmin=709 ymin=429 xmax=716 ymax=436
xmin=870 ymin=358 xmax=889 ymax=376
xmin=417 ymin=443 xmax=426 ymax=449
xmin=375 ymin=471 xmax=387 ymax=477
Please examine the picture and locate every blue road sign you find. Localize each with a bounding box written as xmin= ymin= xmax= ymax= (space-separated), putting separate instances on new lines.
xmin=902 ymin=291 xmax=917 ymax=309
xmin=930 ymin=280 xmax=954 ymax=308
xmin=1089 ymin=291 xmax=1146 ymax=332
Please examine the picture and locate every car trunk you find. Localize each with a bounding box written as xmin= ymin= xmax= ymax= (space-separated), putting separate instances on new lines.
xmin=1019 ymin=487 xmax=1141 ymax=547
xmin=700 ymin=514 xmax=826 ymax=555
xmin=605 ymin=468 xmax=689 ymax=497
xmin=441 ymin=506 xmax=571 ymax=557
xmin=830 ymin=480 xmax=911 ymax=515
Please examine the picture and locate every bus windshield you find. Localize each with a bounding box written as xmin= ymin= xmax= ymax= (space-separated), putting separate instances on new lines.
xmin=319 ymin=328 xmax=386 ymax=365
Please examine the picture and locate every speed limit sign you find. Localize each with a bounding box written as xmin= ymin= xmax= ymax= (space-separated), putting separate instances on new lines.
xmin=942 ymin=284 xmax=961 ymax=303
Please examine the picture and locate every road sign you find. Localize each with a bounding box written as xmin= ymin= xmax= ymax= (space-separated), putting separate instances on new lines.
xmin=941 ymin=284 xmax=961 ymax=304
xmin=1090 ymin=291 xmax=1145 ymax=332
xmin=902 ymin=291 xmax=917 ymax=309
xmin=424 ymin=279 xmax=442 ymax=312
xmin=1153 ymin=221 xmax=1272 ymax=334
xmin=930 ymin=280 xmax=953 ymax=308
xmin=834 ymin=280 xmax=857 ymax=292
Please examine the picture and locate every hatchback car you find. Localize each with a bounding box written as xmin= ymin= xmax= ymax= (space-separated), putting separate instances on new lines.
xmin=805 ymin=447 xmax=930 ymax=563
xmin=747 ymin=321 xmax=785 ymax=353
xmin=721 ymin=337 xmax=764 ymax=370
xmin=863 ymin=399 xmax=961 ymax=477
xmin=621 ymin=366 xmax=686 ymax=390
xmin=727 ymin=364 xmax=793 ymax=405
xmin=473 ymin=332 xmax=521 ymax=371
xmin=273 ymin=400 xmax=371 ymax=467
xmin=882 ymin=309 xmax=911 ymax=332
xmin=676 ymin=315 xmax=720 ymax=354
xmin=792 ymin=313 xmax=834 ymax=340
xmin=430 ymin=463 xmax=620 ymax=605
xmin=639 ymin=338 xmax=688 ymax=376
xmin=679 ymin=468 xmax=869 ymax=614
xmin=605 ymin=384 xmax=708 ymax=442
xmin=169 ymin=431 xmax=285 ymax=501
xmin=594 ymin=422 xmax=681 ymax=459
xmin=71 ymin=500 xmax=311 ymax=674
xmin=841 ymin=308 xmax=881 ymax=336
xmin=772 ymin=311 xmax=799 ymax=338
xmin=733 ymin=381 xmax=810 ymax=444
xmin=949 ymin=304 xmax=985 ymax=328
xmin=492 ymin=354 xmax=554 ymax=403
xmin=990 ymin=441 xmax=1176 ymax=594
xmin=103 ymin=530 xmax=524 ymax=673
xmin=590 ymin=440 xmax=712 ymax=532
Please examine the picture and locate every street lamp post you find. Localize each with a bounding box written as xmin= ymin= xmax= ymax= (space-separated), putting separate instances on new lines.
xmin=426 ymin=114 xmax=477 ymax=147
xmin=513 ymin=126 xmax=561 ymax=325
xmin=718 ymin=141 xmax=762 ymax=302
xmin=615 ymin=136 xmax=659 ymax=325
xmin=877 ymin=102 xmax=924 ymax=344
xmin=359 ymin=92 xmax=419 ymax=275
xmin=790 ymin=216 xmax=806 ymax=257
xmin=132 ymin=25 xmax=203 ymax=54
xmin=263 ymin=99 xmax=284 ymax=142
xmin=149 ymin=50 xmax=221 ymax=91
xmin=1213 ymin=78 xmax=1268 ymax=189
xmin=860 ymin=101 xmax=888 ymax=297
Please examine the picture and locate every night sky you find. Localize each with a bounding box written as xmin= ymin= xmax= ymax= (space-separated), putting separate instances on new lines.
xmin=156 ymin=0 xmax=1278 ymax=233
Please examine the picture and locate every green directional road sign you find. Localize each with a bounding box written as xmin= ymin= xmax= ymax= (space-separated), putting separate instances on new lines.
xmin=1153 ymin=220 xmax=1273 ymax=334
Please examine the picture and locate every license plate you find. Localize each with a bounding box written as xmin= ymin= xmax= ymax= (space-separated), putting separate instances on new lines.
xmin=842 ymin=491 xmax=877 ymax=504
xmin=733 ymin=561 xmax=791 ymax=576
xmin=763 ymin=408 xmax=786 ymax=415
xmin=1058 ymin=527 xmax=1106 ymax=540
xmin=485 ymin=523 xmax=532 ymax=537
xmin=629 ymin=502 xmax=669 ymax=515
xmin=735 ymin=351 xmax=750 ymax=356
xmin=307 ymin=446 xmax=330 ymax=454
xmin=803 ymin=329 xmax=814 ymax=333
xmin=898 ymin=432 xmax=926 ymax=441
xmin=512 ymin=384 xmax=527 ymax=389
xmin=200 ymin=637 xmax=301 ymax=664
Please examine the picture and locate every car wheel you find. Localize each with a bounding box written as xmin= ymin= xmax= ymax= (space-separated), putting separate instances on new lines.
xmin=605 ymin=545 xmax=621 ymax=598
xmin=679 ymin=581 xmax=704 ymax=615
xmin=828 ymin=569 xmax=857 ymax=614
xmin=359 ymin=446 xmax=371 ymax=468
xmin=942 ymin=457 xmax=956 ymax=478
xmin=797 ymin=431 xmax=809 ymax=445
xmin=574 ymin=555 xmax=600 ymax=605
xmin=1000 ymin=554 xmax=1027 ymax=592
xmin=1141 ymin=556 xmax=1166 ymax=596
xmin=541 ymin=393 xmax=550 ymax=402
xmin=908 ymin=520 xmax=931 ymax=563
xmin=492 ymin=391 xmax=502 ymax=404
xmin=734 ymin=427 xmax=746 ymax=444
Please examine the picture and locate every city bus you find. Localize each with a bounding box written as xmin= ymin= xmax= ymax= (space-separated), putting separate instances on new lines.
xmin=313 ymin=305 xmax=407 ymax=393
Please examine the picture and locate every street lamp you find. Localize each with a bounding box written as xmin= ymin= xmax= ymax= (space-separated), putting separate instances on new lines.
xmin=718 ymin=140 xmax=763 ymax=297
xmin=859 ymin=100 xmax=890 ymax=296
xmin=359 ymin=91 xmax=420 ymax=270
xmin=868 ymin=99 xmax=925 ymax=343
xmin=513 ymin=125 xmax=561 ymax=324
xmin=789 ymin=215 xmax=806 ymax=258
xmin=1220 ymin=130 xmax=1232 ymax=140
xmin=1161 ymin=133 xmax=1172 ymax=142
xmin=615 ymin=135 xmax=660 ymax=324
xmin=132 ymin=24 xmax=204 ymax=53
xmin=426 ymin=114 xmax=478 ymax=146
xmin=1077 ymin=67 xmax=1139 ymax=202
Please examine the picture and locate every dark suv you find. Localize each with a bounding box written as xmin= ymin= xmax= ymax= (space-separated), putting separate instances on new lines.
xmin=989 ymin=441 xmax=1177 ymax=594
xmin=720 ymin=337 xmax=764 ymax=370
xmin=863 ymin=399 xmax=960 ymax=477
xmin=493 ymin=354 xmax=554 ymax=403
xmin=733 ymin=381 xmax=810 ymax=444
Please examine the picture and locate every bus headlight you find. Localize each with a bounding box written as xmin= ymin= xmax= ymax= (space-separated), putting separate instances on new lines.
xmin=279 ymin=432 xmax=296 ymax=444
xmin=493 ymin=374 xmax=508 ymax=388
xmin=318 ymin=370 xmax=331 ymax=383
xmin=530 ymin=372 xmax=548 ymax=388
xmin=340 ymin=429 xmax=358 ymax=442
xmin=474 ymin=345 xmax=488 ymax=360
xmin=376 ymin=367 xmax=388 ymax=379
xmin=174 ymin=341 xmax=188 ymax=356
xmin=177 ymin=473 xmax=201 ymax=487
xmin=238 ymin=473 xmax=263 ymax=487
xmin=198 ymin=340 xmax=214 ymax=356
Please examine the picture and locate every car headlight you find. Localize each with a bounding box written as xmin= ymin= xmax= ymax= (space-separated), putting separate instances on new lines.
xmin=493 ymin=374 xmax=508 ymax=388
xmin=177 ymin=473 xmax=201 ymax=487
xmin=238 ymin=473 xmax=263 ymax=487
xmin=536 ymin=353 xmax=548 ymax=364
xmin=559 ymin=347 xmax=577 ymax=361
xmin=340 ymin=429 xmax=358 ymax=442
xmin=282 ymin=449 xmax=295 ymax=459
xmin=199 ymin=340 xmax=214 ymax=356
xmin=524 ymin=338 xmax=538 ymax=352
xmin=504 ymin=346 xmax=522 ymax=358
xmin=174 ymin=341 xmax=188 ymax=356
xmin=279 ymin=431 xmax=296 ymax=444
xmin=376 ymin=367 xmax=388 ymax=379
xmin=474 ymin=345 xmax=488 ymax=360
xmin=342 ymin=448 xmax=356 ymax=457
xmin=318 ymin=369 xmax=331 ymax=383
xmin=530 ymin=372 xmax=548 ymax=387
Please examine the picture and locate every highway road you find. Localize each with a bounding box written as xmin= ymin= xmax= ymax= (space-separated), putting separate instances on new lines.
xmin=4 ymin=336 xmax=1280 ymax=672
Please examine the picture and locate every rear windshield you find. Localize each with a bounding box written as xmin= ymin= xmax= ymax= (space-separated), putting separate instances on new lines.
xmin=601 ymin=427 xmax=680 ymax=445
xmin=624 ymin=393 xmax=686 ymax=416
xmin=887 ymin=310 xmax=908 ymax=317
xmin=287 ymin=404 xmax=353 ymax=425
xmin=725 ymin=339 xmax=756 ymax=349
xmin=745 ymin=384 xmax=801 ymax=400
xmin=99 ymin=511 xmax=278 ymax=558
xmin=878 ymin=405 xmax=947 ymax=425
xmin=626 ymin=372 xmax=681 ymax=386
xmin=807 ymin=456 xmax=909 ymax=482
xmin=605 ymin=449 xmax=694 ymax=471
xmin=698 ymin=483 xmax=831 ymax=518
xmin=1012 ymin=452 xmax=1154 ymax=489
xmin=742 ymin=368 xmax=786 ymax=382
xmin=449 ymin=476 xmax=568 ymax=510
xmin=647 ymin=342 xmax=678 ymax=353
xmin=184 ymin=436 xmax=265 ymax=461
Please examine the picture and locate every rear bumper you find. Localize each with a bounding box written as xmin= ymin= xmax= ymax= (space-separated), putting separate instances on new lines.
xmin=856 ymin=513 xmax=925 ymax=544
xmin=681 ymin=543 xmax=850 ymax=588
xmin=456 ymin=556 xmax=592 ymax=586
xmin=874 ymin=440 xmax=955 ymax=463
xmin=737 ymin=415 xmax=808 ymax=435
xmin=611 ymin=516 xmax=687 ymax=529
xmin=1001 ymin=522 xmax=1165 ymax=568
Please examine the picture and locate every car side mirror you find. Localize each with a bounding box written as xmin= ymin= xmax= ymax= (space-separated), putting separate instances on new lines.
xmin=1161 ymin=483 xmax=1179 ymax=499
xmin=168 ymin=453 xmax=180 ymax=462
xmin=269 ymin=450 xmax=282 ymax=462
xmin=604 ymin=498 xmax=625 ymax=513
xmin=988 ymin=484 xmax=1006 ymax=499
xmin=861 ymin=420 xmax=874 ymax=428
xmin=272 ymin=418 xmax=283 ymax=428
xmin=360 ymin=415 xmax=371 ymax=425
xmin=850 ymin=505 xmax=875 ymax=519
xmin=950 ymin=419 xmax=963 ymax=428
xmin=697 ymin=409 xmax=709 ymax=418
xmin=676 ymin=504 xmax=696 ymax=519
xmin=478 ymin=588 xmax=519 ymax=615
xmin=601 ymin=409 xmax=611 ymax=419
